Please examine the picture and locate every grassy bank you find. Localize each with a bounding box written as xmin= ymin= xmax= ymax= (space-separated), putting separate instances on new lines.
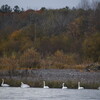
xmin=0 ymin=69 xmax=100 ymax=89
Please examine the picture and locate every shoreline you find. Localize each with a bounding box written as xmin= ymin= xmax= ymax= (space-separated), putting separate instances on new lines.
xmin=0 ymin=69 xmax=100 ymax=89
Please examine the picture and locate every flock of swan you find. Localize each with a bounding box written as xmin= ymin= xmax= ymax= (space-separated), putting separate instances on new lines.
xmin=1 ymin=79 xmax=100 ymax=90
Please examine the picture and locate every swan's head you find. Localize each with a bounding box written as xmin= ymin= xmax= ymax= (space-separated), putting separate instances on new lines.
xmin=2 ymin=79 xmax=4 ymax=82
xmin=21 ymin=82 xmax=23 ymax=84
xmin=78 ymin=82 xmax=81 ymax=87
xmin=2 ymin=79 xmax=4 ymax=81
xmin=43 ymin=81 xmax=45 ymax=83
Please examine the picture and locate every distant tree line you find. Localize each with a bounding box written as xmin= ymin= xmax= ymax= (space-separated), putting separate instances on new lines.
xmin=0 ymin=4 xmax=24 ymax=13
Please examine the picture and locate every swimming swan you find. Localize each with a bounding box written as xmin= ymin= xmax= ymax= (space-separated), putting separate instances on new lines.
xmin=1 ymin=79 xmax=9 ymax=87
xmin=21 ymin=82 xmax=30 ymax=88
xmin=98 ymin=87 xmax=100 ymax=90
xmin=62 ymin=83 xmax=67 ymax=89
xmin=78 ymin=82 xmax=84 ymax=89
xmin=43 ymin=81 xmax=49 ymax=88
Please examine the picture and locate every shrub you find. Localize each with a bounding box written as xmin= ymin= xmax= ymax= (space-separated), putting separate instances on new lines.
xmin=19 ymin=48 xmax=41 ymax=68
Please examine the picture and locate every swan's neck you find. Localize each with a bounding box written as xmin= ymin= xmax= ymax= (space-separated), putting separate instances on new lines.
xmin=21 ymin=82 xmax=24 ymax=85
xmin=62 ymin=83 xmax=64 ymax=87
xmin=78 ymin=82 xmax=80 ymax=88
xmin=2 ymin=79 xmax=4 ymax=84
xmin=43 ymin=81 xmax=45 ymax=86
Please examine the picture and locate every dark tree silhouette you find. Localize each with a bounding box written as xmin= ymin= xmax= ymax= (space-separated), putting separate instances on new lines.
xmin=0 ymin=4 xmax=12 ymax=12
xmin=13 ymin=5 xmax=20 ymax=13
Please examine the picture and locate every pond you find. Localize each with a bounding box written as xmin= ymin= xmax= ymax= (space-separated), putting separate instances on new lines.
xmin=0 ymin=87 xmax=100 ymax=100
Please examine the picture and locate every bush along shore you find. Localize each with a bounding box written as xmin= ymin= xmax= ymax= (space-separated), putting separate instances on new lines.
xmin=0 ymin=69 xmax=100 ymax=89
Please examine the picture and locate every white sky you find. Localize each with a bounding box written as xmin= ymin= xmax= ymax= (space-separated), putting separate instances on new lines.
xmin=0 ymin=0 xmax=99 ymax=10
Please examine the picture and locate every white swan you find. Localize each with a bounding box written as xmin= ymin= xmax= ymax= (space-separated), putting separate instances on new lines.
xmin=98 ymin=87 xmax=100 ymax=90
xmin=21 ymin=82 xmax=30 ymax=88
xmin=43 ymin=81 xmax=49 ymax=88
xmin=78 ymin=82 xmax=84 ymax=89
xmin=62 ymin=83 xmax=67 ymax=89
xmin=1 ymin=79 xmax=9 ymax=87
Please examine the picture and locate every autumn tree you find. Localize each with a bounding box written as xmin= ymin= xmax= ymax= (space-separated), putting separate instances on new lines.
xmin=54 ymin=51 xmax=78 ymax=68
xmin=19 ymin=48 xmax=41 ymax=68
xmin=94 ymin=2 xmax=100 ymax=32
xmin=0 ymin=5 xmax=100 ymax=67
xmin=10 ymin=26 xmax=35 ymax=52
xmin=83 ymin=33 xmax=100 ymax=62
xmin=0 ymin=56 xmax=18 ymax=77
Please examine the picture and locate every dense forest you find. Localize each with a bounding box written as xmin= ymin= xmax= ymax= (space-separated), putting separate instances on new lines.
xmin=0 ymin=1 xmax=100 ymax=71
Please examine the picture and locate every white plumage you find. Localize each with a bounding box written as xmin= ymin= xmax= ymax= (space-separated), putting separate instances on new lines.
xmin=21 ymin=82 xmax=30 ymax=88
xmin=1 ymin=79 xmax=9 ymax=87
xmin=98 ymin=87 xmax=100 ymax=90
xmin=78 ymin=82 xmax=84 ymax=89
xmin=62 ymin=83 xmax=67 ymax=89
xmin=43 ymin=81 xmax=49 ymax=88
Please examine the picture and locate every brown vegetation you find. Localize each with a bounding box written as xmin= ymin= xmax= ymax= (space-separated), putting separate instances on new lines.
xmin=0 ymin=1 xmax=100 ymax=72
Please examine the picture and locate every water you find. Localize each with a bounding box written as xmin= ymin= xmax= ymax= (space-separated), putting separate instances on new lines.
xmin=0 ymin=87 xmax=100 ymax=100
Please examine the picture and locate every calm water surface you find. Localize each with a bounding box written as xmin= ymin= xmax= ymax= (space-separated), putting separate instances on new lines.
xmin=0 ymin=87 xmax=100 ymax=100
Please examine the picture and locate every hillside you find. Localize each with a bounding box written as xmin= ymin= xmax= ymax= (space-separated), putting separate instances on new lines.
xmin=0 ymin=3 xmax=100 ymax=70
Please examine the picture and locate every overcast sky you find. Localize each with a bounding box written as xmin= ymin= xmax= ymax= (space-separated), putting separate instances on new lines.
xmin=0 ymin=0 xmax=99 ymax=10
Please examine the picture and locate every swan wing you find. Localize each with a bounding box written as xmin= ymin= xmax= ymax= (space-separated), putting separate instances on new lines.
xmin=21 ymin=84 xmax=30 ymax=88
xmin=44 ymin=86 xmax=49 ymax=88
xmin=62 ymin=86 xmax=67 ymax=89
xmin=1 ymin=84 xmax=9 ymax=87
